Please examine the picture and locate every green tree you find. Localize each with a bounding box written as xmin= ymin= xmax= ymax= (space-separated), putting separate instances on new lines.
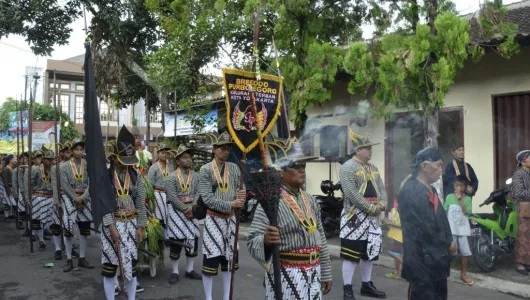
xmin=145 ymin=0 xmax=369 ymax=131
xmin=343 ymin=0 xmax=519 ymax=147
xmin=0 ymin=0 xmax=81 ymax=56
xmin=0 ymin=98 xmax=80 ymax=142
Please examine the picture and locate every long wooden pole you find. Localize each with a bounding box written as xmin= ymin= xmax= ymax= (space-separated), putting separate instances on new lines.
xmin=15 ymin=97 xmax=21 ymax=229
xmin=52 ymin=70 xmax=65 ymax=249
xmin=22 ymin=80 xmax=28 ymax=234
xmin=145 ymin=90 xmax=150 ymax=148
xmin=27 ymin=76 xmax=36 ymax=253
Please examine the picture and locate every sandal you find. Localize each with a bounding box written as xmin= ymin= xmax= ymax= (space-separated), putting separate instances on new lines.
xmin=384 ymin=272 xmax=401 ymax=280
xmin=461 ymin=275 xmax=474 ymax=286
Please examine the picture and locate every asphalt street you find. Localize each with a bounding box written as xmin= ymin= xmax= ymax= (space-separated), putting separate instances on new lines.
xmin=0 ymin=222 xmax=523 ymax=300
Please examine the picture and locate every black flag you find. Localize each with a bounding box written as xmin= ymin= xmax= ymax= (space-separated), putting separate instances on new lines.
xmin=84 ymin=43 xmax=116 ymax=228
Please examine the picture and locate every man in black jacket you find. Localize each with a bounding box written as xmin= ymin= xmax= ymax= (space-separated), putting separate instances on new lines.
xmin=399 ymin=148 xmax=457 ymax=300
xmin=443 ymin=145 xmax=478 ymax=198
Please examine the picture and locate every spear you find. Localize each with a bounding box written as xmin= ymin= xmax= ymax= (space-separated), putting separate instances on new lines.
xmin=15 ymin=97 xmax=21 ymax=229
xmin=52 ymin=70 xmax=65 ymax=249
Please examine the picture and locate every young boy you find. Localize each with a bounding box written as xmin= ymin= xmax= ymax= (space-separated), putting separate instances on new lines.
xmin=444 ymin=175 xmax=473 ymax=286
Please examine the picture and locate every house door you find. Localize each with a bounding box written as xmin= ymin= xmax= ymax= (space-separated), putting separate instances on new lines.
xmin=385 ymin=107 xmax=464 ymax=201
xmin=493 ymin=93 xmax=530 ymax=189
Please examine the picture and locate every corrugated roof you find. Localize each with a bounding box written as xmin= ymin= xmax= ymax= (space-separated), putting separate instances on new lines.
xmin=466 ymin=0 xmax=530 ymax=43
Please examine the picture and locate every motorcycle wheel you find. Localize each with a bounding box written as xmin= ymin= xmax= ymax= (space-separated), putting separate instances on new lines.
xmin=472 ymin=233 xmax=497 ymax=272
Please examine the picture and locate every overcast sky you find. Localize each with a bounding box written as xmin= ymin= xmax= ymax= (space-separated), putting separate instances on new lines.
xmin=0 ymin=0 xmax=520 ymax=105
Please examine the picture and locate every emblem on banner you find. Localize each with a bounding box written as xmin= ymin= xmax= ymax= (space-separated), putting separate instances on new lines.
xmin=222 ymin=69 xmax=283 ymax=153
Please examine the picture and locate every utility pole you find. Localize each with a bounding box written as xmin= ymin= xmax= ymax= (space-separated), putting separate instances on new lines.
xmin=145 ymin=90 xmax=150 ymax=149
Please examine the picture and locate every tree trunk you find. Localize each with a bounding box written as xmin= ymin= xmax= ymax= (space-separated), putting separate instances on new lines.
xmin=122 ymin=56 xmax=169 ymax=112
xmin=424 ymin=107 xmax=439 ymax=148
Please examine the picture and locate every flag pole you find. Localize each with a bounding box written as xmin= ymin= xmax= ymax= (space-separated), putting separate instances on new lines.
xmin=52 ymin=70 xmax=65 ymax=249
xmin=15 ymin=97 xmax=21 ymax=229
xmin=27 ymin=75 xmax=37 ymax=253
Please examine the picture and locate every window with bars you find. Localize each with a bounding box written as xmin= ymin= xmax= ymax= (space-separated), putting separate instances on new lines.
xmin=75 ymin=96 xmax=84 ymax=123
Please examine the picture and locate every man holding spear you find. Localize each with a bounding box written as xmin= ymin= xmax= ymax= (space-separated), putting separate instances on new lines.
xmin=198 ymin=132 xmax=246 ymax=300
xmin=247 ymin=145 xmax=333 ymax=299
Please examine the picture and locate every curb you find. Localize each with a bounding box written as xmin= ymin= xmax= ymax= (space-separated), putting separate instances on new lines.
xmin=238 ymin=226 xmax=530 ymax=299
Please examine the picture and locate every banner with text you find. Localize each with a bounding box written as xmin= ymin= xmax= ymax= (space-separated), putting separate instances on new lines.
xmin=163 ymin=106 xmax=218 ymax=137
xmin=222 ymin=69 xmax=283 ymax=153
xmin=0 ymin=111 xmax=29 ymax=154
xmin=32 ymin=121 xmax=61 ymax=151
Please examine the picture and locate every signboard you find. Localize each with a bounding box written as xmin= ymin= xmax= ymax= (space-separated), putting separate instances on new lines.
xmin=0 ymin=110 xmax=29 ymax=154
xmin=32 ymin=121 xmax=60 ymax=151
xmin=222 ymin=69 xmax=283 ymax=153
xmin=163 ymin=106 xmax=218 ymax=137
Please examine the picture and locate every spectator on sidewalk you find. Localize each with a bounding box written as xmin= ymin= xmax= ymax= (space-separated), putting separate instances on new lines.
xmin=444 ymin=145 xmax=478 ymax=198
xmin=443 ymin=175 xmax=474 ymax=286
xmin=385 ymin=199 xmax=403 ymax=280
xmin=399 ymin=148 xmax=456 ymax=300
xmin=511 ymin=150 xmax=530 ymax=276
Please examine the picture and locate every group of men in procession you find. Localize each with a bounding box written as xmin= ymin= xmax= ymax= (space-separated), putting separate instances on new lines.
xmin=0 ymin=123 xmax=461 ymax=300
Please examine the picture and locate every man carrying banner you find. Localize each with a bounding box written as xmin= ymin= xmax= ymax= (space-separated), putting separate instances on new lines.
xmin=340 ymin=129 xmax=387 ymax=300
xmin=247 ymin=150 xmax=333 ymax=299
xmin=199 ymin=132 xmax=246 ymax=300
xmin=147 ymin=143 xmax=173 ymax=231
xmin=59 ymin=138 xmax=94 ymax=271
xmin=165 ymin=144 xmax=202 ymax=284
xmin=27 ymin=149 xmax=56 ymax=251
xmin=101 ymin=126 xmax=146 ymax=300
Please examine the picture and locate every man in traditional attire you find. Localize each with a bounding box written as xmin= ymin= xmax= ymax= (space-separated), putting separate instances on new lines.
xmin=198 ymin=132 xmax=246 ymax=300
xmin=340 ymin=129 xmax=386 ymax=300
xmin=399 ymin=148 xmax=455 ymax=300
xmin=247 ymin=151 xmax=333 ymax=299
xmin=59 ymin=138 xmax=94 ymax=271
xmin=27 ymin=150 xmax=56 ymax=251
xmin=60 ymin=141 xmax=73 ymax=163
xmin=13 ymin=152 xmax=29 ymax=230
xmin=165 ymin=144 xmax=202 ymax=284
xmin=101 ymin=126 xmax=146 ymax=300
xmin=2 ymin=154 xmax=17 ymax=219
xmin=147 ymin=143 xmax=173 ymax=231
xmin=443 ymin=145 xmax=479 ymax=198
xmin=511 ymin=150 xmax=530 ymax=275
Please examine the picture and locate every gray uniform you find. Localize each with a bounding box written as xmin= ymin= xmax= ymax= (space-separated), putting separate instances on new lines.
xmin=27 ymin=165 xmax=57 ymax=230
xmin=59 ymin=159 xmax=92 ymax=235
xmin=198 ymin=160 xmax=240 ymax=275
xmin=248 ymin=186 xmax=332 ymax=299
xmin=147 ymin=162 xmax=174 ymax=225
xmin=101 ymin=167 xmax=147 ymax=281
xmin=165 ymin=168 xmax=200 ymax=258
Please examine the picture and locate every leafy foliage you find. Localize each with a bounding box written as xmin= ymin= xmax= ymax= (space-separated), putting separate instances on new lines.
xmin=343 ymin=0 xmax=520 ymax=146
xmin=0 ymin=0 xmax=81 ymax=56
xmin=0 ymin=98 xmax=80 ymax=142
xmin=146 ymin=0 xmax=369 ymax=131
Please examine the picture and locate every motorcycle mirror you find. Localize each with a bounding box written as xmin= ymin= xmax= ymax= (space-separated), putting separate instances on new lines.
xmin=506 ymin=178 xmax=513 ymax=185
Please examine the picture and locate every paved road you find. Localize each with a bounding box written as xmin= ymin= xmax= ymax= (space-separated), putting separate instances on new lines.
xmin=0 ymin=222 xmax=523 ymax=300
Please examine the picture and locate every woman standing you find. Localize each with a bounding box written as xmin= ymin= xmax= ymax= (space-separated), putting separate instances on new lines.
xmin=512 ymin=150 xmax=530 ymax=275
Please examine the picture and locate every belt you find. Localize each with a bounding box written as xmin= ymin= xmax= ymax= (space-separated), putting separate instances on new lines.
xmin=207 ymin=209 xmax=231 ymax=219
xmin=154 ymin=188 xmax=166 ymax=193
xmin=75 ymin=191 xmax=85 ymax=195
xmin=365 ymin=197 xmax=378 ymax=203
xmin=279 ymin=247 xmax=321 ymax=269
xmin=114 ymin=211 xmax=138 ymax=221
xmin=34 ymin=191 xmax=53 ymax=196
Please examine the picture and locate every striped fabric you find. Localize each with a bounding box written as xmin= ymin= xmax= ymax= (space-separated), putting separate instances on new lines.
xmin=166 ymin=168 xmax=200 ymax=249
xmin=11 ymin=167 xmax=18 ymax=198
xmin=339 ymin=159 xmax=387 ymax=215
xmin=147 ymin=162 xmax=174 ymax=190
xmin=247 ymin=186 xmax=332 ymax=283
xmin=511 ymin=168 xmax=530 ymax=201
xmin=60 ymin=159 xmax=90 ymax=204
xmin=102 ymin=167 xmax=147 ymax=227
xmin=16 ymin=166 xmax=27 ymax=205
xmin=198 ymin=160 xmax=241 ymax=262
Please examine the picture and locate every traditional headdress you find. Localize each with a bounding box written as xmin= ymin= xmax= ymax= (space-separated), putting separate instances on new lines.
xmin=273 ymin=138 xmax=319 ymax=169
xmin=71 ymin=138 xmax=85 ymax=149
xmin=174 ymin=144 xmax=194 ymax=158
xmin=212 ymin=132 xmax=234 ymax=147
xmin=349 ymin=128 xmax=379 ymax=151
xmin=112 ymin=125 xmax=138 ymax=165
xmin=156 ymin=143 xmax=171 ymax=153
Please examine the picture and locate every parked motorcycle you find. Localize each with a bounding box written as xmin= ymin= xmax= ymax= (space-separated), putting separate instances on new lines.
xmin=469 ymin=178 xmax=516 ymax=272
xmin=316 ymin=180 xmax=343 ymax=238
